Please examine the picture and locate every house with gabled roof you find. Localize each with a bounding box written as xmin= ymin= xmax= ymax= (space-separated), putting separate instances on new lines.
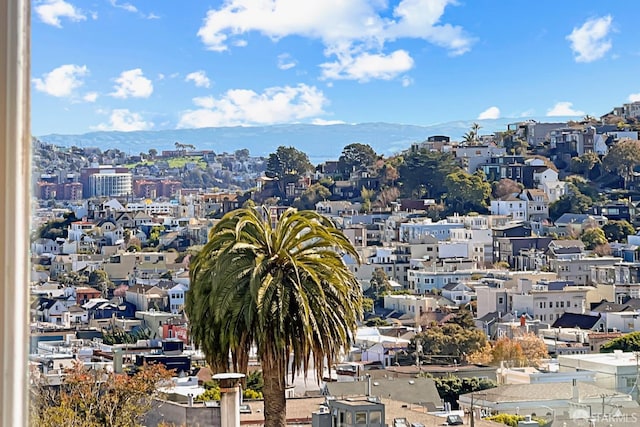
xmin=441 ymin=282 xmax=475 ymax=306
xmin=552 ymin=213 xmax=608 ymax=238
xmin=552 ymin=312 xmax=604 ymax=331
xmin=125 ymin=283 xmax=168 ymax=312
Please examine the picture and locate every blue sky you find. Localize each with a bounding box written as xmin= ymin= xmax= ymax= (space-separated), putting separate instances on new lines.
xmin=32 ymin=0 xmax=640 ymax=136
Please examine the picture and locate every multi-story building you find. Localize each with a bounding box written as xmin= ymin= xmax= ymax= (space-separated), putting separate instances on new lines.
xmin=85 ymin=168 xmax=133 ymax=198
xmin=550 ymin=255 xmax=621 ymax=285
xmin=508 ymin=120 xmax=567 ymax=147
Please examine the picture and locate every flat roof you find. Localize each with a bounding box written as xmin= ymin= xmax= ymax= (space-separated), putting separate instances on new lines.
xmin=559 ymin=351 xmax=639 ymax=366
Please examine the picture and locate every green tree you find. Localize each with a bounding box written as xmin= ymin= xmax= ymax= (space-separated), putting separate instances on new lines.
xmin=581 ymin=227 xmax=607 ymax=250
xmin=292 ymin=183 xmax=331 ymax=210
xmin=360 ymin=187 xmax=375 ymax=212
xmin=88 ymin=269 xmax=113 ymax=298
xmin=444 ymin=170 xmax=491 ymax=214
xmin=397 ymin=149 xmax=458 ymax=199
xmin=433 ymin=376 xmax=496 ymax=409
xmin=602 ymin=219 xmax=636 ymax=243
xmin=449 ymin=307 xmax=476 ymax=329
xmin=369 ymin=267 xmax=391 ymax=301
xmin=485 ymin=414 xmax=547 ymax=427
xmin=337 ymin=143 xmax=378 ymax=175
xmin=603 ymin=139 xmax=640 ymax=189
xmin=266 ymin=146 xmax=313 ymax=198
xmin=186 ymin=207 xmax=362 ymax=427
xmin=147 ymin=225 xmax=165 ymax=247
xmin=548 ymin=183 xmax=593 ymax=221
xmin=570 ymin=152 xmax=601 ymax=179
xmin=362 ymin=297 xmax=374 ymax=314
xmin=600 ymin=331 xmax=640 ymax=352
xmin=412 ymin=323 xmax=486 ymax=359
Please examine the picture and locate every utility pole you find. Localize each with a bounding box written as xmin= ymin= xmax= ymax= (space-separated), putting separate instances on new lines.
xmin=470 ymin=392 xmax=474 ymax=427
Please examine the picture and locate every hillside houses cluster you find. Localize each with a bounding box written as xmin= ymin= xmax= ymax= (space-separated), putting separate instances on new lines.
xmin=29 ymin=104 xmax=640 ymax=426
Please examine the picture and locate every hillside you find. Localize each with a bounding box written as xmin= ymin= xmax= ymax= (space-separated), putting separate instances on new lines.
xmin=36 ymin=117 xmax=579 ymax=163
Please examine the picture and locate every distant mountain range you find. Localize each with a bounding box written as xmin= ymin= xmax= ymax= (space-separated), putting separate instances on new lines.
xmin=37 ymin=116 xmax=579 ymax=163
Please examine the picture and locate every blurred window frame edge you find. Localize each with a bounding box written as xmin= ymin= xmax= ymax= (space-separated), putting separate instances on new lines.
xmin=0 ymin=0 xmax=30 ymax=426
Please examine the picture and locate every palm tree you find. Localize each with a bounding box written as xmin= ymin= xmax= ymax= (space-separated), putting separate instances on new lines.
xmin=186 ymin=207 xmax=362 ymax=426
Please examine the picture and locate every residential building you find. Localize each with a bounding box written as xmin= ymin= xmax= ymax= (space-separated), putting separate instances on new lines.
xmin=558 ymin=351 xmax=640 ymax=399
xmin=168 ymin=283 xmax=188 ymax=314
xmin=82 ymin=166 xmax=133 ymax=198
xmin=407 ymin=269 xmax=473 ymax=294
xmin=399 ymin=219 xmax=464 ymax=242
xmin=441 ymin=282 xmax=475 ymax=305
xmin=550 ymin=255 xmax=621 ymax=285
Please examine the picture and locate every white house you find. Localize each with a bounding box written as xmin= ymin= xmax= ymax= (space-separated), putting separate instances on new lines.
xmin=450 ymin=228 xmax=493 ymax=266
xmin=441 ymin=282 xmax=475 ymax=305
xmin=490 ymin=195 xmax=527 ymax=221
xmin=168 ymin=283 xmax=188 ymax=314
xmin=540 ymin=181 xmax=568 ymax=203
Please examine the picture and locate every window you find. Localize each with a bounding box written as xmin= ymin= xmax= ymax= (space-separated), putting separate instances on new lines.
xmin=369 ymin=411 xmax=382 ymax=424
xmin=355 ymin=412 xmax=367 ymax=425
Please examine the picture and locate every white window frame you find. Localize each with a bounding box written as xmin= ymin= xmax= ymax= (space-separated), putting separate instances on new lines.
xmin=1 ymin=0 xmax=30 ymax=425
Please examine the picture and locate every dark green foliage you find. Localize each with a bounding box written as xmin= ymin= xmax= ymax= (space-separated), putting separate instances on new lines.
xmin=412 ymin=323 xmax=487 ymax=359
xmin=548 ymin=183 xmax=593 ymax=221
xmin=102 ymin=326 xmax=152 ymax=345
xmin=292 ymin=183 xmax=331 ymax=210
xmin=485 ymin=413 xmax=547 ymax=427
xmin=449 ymin=308 xmax=476 ymax=329
xmin=602 ymin=220 xmax=636 ymax=243
xmin=266 ymin=146 xmax=313 ymax=197
xmin=581 ymin=227 xmax=607 ymax=250
xmin=396 ymin=149 xmax=459 ymax=199
xmin=337 ymin=143 xmax=378 ymax=175
xmin=600 ymin=331 xmax=640 ymax=352
xmin=443 ymin=170 xmax=491 ymax=214
xmin=36 ymin=212 xmax=77 ymax=240
xmin=433 ymin=376 xmax=497 ymax=409
xmin=246 ymin=370 xmax=264 ymax=394
xmin=365 ymin=317 xmax=392 ymax=327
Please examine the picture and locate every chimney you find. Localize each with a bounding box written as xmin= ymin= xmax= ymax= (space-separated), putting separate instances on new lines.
xmin=572 ymin=378 xmax=579 ymax=401
xmin=213 ymin=373 xmax=245 ymax=427
xmin=366 ymin=374 xmax=371 ymax=397
xmin=113 ymin=348 xmax=123 ymax=374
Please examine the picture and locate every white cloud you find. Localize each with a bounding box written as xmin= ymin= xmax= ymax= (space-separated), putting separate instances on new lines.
xmin=477 ymin=106 xmax=500 ymax=120
xmin=192 ymin=96 xmax=216 ymax=109
xmin=401 ymin=76 xmax=413 ymax=87
xmin=277 ymin=53 xmax=297 ymax=70
xmin=321 ymin=48 xmax=414 ymax=81
xmin=35 ymin=0 xmax=86 ymax=28
xmin=32 ymin=64 xmax=88 ymax=97
xmin=312 ymin=118 xmax=346 ymax=125
xmin=566 ymin=15 xmax=613 ymax=63
xmin=108 ymin=0 xmax=137 ymax=13
xmin=629 ymin=93 xmax=640 ymax=102
xmin=94 ymin=109 xmax=154 ymax=131
xmin=178 ymin=84 xmax=328 ymax=128
xmin=197 ymin=0 xmax=474 ymax=81
xmin=83 ymin=92 xmax=98 ymax=102
xmin=546 ymin=102 xmax=585 ymax=117
xmin=146 ymin=13 xmax=160 ymax=20
xmin=110 ymin=68 xmax=153 ymax=98
xmin=185 ymin=71 xmax=211 ymax=88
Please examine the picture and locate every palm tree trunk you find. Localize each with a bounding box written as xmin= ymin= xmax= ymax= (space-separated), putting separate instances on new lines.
xmin=261 ymin=354 xmax=287 ymax=427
